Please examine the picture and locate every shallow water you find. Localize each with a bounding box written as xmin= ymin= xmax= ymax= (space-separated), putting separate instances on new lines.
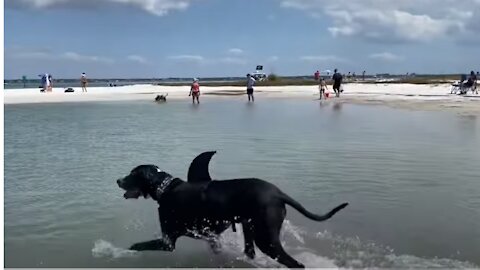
xmin=4 ymin=98 xmax=480 ymax=268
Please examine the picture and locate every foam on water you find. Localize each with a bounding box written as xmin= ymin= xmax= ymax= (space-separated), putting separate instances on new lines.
xmin=91 ymin=220 xmax=478 ymax=269
xmin=92 ymin=239 xmax=138 ymax=259
xmin=316 ymin=230 xmax=479 ymax=269
xmin=216 ymin=220 xmax=338 ymax=268
xmin=218 ymin=220 xmax=478 ymax=269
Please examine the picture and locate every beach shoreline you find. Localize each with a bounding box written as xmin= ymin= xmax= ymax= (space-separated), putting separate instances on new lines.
xmin=4 ymin=83 xmax=480 ymax=114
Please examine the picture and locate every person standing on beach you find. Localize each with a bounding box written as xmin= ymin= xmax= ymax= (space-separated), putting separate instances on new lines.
xmin=81 ymin=73 xmax=88 ymax=92
xmin=189 ymin=78 xmax=200 ymax=104
xmin=332 ymin=69 xmax=343 ymax=97
xmin=246 ymin=73 xmax=256 ymax=102
xmin=465 ymin=71 xmax=478 ymax=94
xmin=41 ymin=73 xmax=53 ymax=92
xmin=47 ymin=74 xmax=53 ymax=92
xmin=319 ymin=78 xmax=329 ymax=100
xmin=314 ymin=70 xmax=320 ymax=81
xmin=40 ymin=74 xmax=48 ymax=93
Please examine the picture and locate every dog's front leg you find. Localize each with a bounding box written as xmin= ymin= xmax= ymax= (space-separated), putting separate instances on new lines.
xmin=129 ymin=207 xmax=178 ymax=252
xmin=129 ymin=237 xmax=175 ymax=251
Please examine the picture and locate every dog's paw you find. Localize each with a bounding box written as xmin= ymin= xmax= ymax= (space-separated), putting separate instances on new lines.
xmin=129 ymin=243 xmax=144 ymax=251
xmin=209 ymin=240 xmax=222 ymax=254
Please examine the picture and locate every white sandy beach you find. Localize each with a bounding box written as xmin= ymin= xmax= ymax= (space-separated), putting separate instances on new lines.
xmin=4 ymin=83 xmax=480 ymax=113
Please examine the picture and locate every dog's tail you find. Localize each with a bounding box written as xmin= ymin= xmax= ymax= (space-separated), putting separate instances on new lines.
xmin=280 ymin=192 xmax=348 ymax=222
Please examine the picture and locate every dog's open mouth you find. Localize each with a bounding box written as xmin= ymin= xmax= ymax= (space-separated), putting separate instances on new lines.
xmin=123 ymin=190 xmax=141 ymax=199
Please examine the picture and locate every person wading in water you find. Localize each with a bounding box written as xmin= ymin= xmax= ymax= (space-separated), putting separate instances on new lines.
xmin=246 ymin=73 xmax=256 ymax=102
xmin=189 ymin=78 xmax=201 ymax=104
xmin=332 ymin=69 xmax=343 ymax=97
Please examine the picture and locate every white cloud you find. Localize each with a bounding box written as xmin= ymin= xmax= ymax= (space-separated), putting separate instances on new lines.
xmin=227 ymin=48 xmax=244 ymax=55
xmin=61 ymin=52 xmax=114 ymax=63
xmin=279 ymin=0 xmax=480 ymax=42
xmin=167 ymin=55 xmax=204 ymax=62
xmin=267 ymin=56 xmax=279 ymax=62
xmin=127 ymin=55 xmax=148 ymax=64
xmin=218 ymin=57 xmax=247 ymax=65
xmin=10 ymin=51 xmax=51 ymax=59
xmin=5 ymin=0 xmax=195 ymax=16
xmin=6 ymin=47 xmax=114 ymax=63
xmin=5 ymin=46 xmax=51 ymax=59
xmin=167 ymin=55 xmax=246 ymax=65
xmin=300 ymin=55 xmax=347 ymax=63
xmin=369 ymin=52 xmax=403 ymax=62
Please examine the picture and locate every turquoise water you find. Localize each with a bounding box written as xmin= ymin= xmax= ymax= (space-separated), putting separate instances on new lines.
xmin=4 ymin=98 xmax=480 ymax=268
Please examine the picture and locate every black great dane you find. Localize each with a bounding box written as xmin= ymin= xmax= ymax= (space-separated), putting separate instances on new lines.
xmin=116 ymin=151 xmax=348 ymax=268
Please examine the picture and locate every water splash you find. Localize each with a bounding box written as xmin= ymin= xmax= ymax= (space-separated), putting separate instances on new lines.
xmin=91 ymin=221 xmax=478 ymax=269
xmin=217 ymin=220 xmax=337 ymax=268
xmin=282 ymin=220 xmax=305 ymax=244
xmin=92 ymin=239 xmax=138 ymax=259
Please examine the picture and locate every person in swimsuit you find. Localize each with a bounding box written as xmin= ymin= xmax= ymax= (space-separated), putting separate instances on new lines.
xmin=81 ymin=73 xmax=88 ymax=92
xmin=189 ymin=78 xmax=200 ymax=104
xmin=319 ymin=78 xmax=328 ymax=100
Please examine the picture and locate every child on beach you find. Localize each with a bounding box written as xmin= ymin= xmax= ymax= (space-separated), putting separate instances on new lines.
xmin=319 ymin=78 xmax=329 ymax=100
xmin=189 ymin=78 xmax=200 ymax=104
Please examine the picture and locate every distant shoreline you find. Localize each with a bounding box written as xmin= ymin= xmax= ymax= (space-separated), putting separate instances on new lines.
xmin=156 ymin=77 xmax=459 ymax=87
xmin=3 ymin=75 xmax=464 ymax=89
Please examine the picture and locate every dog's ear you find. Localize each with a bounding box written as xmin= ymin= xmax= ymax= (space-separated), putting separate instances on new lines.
xmin=187 ymin=151 xmax=216 ymax=183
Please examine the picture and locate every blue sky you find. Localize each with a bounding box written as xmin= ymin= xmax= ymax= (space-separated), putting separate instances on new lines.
xmin=4 ymin=0 xmax=480 ymax=79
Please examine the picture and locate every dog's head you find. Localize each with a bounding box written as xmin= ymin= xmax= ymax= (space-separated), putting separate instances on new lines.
xmin=116 ymin=165 xmax=173 ymax=200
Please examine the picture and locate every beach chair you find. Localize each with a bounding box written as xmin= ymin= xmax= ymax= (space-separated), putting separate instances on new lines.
xmin=450 ymin=74 xmax=477 ymax=95
xmin=450 ymin=81 xmax=462 ymax=94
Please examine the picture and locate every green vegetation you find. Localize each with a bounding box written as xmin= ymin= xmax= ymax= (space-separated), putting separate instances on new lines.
xmin=156 ymin=75 xmax=459 ymax=87
xmin=267 ymin=73 xmax=279 ymax=81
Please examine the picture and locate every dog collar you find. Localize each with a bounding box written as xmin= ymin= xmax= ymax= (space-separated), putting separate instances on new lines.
xmin=156 ymin=175 xmax=174 ymax=197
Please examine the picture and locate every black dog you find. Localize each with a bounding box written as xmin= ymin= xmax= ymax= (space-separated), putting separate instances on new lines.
xmin=116 ymin=151 xmax=348 ymax=268
xmin=154 ymin=93 xmax=168 ymax=102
